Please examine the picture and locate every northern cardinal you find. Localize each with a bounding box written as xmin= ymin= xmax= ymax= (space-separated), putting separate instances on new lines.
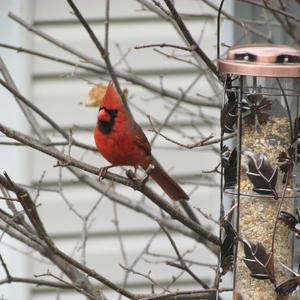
xmin=93 ymin=81 xmax=189 ymax=201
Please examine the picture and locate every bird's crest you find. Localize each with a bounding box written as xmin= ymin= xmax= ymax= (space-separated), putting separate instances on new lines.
xmin=100 ymin=81 xmax=123 ymax=110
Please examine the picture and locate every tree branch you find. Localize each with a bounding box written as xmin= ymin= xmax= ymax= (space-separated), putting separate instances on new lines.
xmin=237 ymin=0 xmax=300 ymax=23
xmin=163 ymin=0 xmax=223 ymax=82
xmin=201 ymin=0 xmax=274 ymax=43
xmin=0 ymin=122 xmax=220 ymax=247
xmin=0 ymin=276 xmax=70 ymax=289
xmin=7 ymin=13 xmax=220 ymax=108
xmin=66 ymin=0 xmax=131 ymax=113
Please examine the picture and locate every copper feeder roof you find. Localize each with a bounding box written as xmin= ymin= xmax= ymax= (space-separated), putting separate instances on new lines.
xmin=218 ymin=44 xmax=300 ymax=77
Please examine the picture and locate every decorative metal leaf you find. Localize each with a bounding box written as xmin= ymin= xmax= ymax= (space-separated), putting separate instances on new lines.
xmin=221 ymin=92 xmax=237 ymax=133
xmin=221 ymin=145 xmax=230 ymax=168
xmin=241 ymin=238 xmax=275 ymax=283
xmin=246 ymin=153 xmax=278 ymax=199
xmin=222 ymin=147 xmax=237 ymax=189
xmin=276 ymin=278 xmax=300 ymax=298
xmin=278 ymin=148 xmax=294 ymax=184
xmin=293 ymin=117 xmax=300 ymax=162
xmin=278 ymin=209 xmax=300 ymax=235
xmin=220 ymin=220 xmax=236 ymax=276
xmin=242 ymin=92 xmax=272 ymax=125
xmin=276 ymin=262 xmax=300 ymax=297
xmin=293 ymin=117 xmax=300 ymax=142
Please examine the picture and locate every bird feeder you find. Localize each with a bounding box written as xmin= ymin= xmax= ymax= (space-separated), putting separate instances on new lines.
xmin=218 ymin=44 xmax=300 ymax=299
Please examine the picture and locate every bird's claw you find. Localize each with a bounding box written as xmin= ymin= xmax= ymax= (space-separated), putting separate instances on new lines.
xmin=126 ymin=169 xmax=137 ymax=181
xmin=126 ymin=169 xmax=146 ymax=189
xmin=98 ymin=165 xmax=114 ymax=180
xmin=140 ymin=173 xmax=150 ymax=186
xmin=145 ymin=164 xmax=155 ymax=175
xmin=98 ymin=167 xmax=108 ymax=180
xmin=126 ymin=165 xmax=154 ymax=187
xmin=140 ymin=164 xmax=154 ymax=185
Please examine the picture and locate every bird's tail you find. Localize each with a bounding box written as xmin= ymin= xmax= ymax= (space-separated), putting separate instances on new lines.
xmin=144 ymin=160 xmax=189 ymax=201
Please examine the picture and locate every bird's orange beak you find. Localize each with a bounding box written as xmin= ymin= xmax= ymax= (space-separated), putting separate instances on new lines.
xmin=98 ymin=108 xmax=111 ymax=122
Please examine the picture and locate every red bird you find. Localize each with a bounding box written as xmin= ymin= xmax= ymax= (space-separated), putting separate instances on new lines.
xmin=94 ymin=81 xmax=189 ymax=201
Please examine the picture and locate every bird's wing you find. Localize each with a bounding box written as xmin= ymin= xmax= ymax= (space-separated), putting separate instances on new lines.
xmin=133 ymin=122 xmax=151 ymax=155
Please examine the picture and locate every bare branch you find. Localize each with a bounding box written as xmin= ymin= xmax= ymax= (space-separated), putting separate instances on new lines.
xmin=140 ymin=288 xmax=219 ymax=300
xmin=35 ymin=270 xmax=96 ymax=300
xmin=7 ymin=14 xmax=220 ymax=107
xmin=0 ymin=276 xmax=70 ymax=289
xmin=163 ymin=0 xmax=223 ymax=82
xmin=159 ymin=223 xmax=209 ymax=289
xmin=3 ymin=172 xmax=49 ymax=241
xmin=104 ymin=0 xmax=110 ymax=51
xmin=120 ymin=264 xmax=170 ymax=293
xmin=66 ymin=0 xmax=130 ymax=112
xmin=0 ymin=254 xmax=11 ymax=281
xmin=0 ymin=57 xmax=45 ymax=140
xmin=237 ymin=0 xmax=300 ymax=23
xmin=148 ymin=115 xmax=236 ymax=149
xmin=0 ymin=122 xmax=220 ymax=247
xmin=0 ymin=56 xmax=106 ymax=300
xmin=0 ymin=77 xmax=97 ymax=152
xmin=262 ymin=0 xmax=300 ymax=45
xmin=134 ymin=43 xmax=194 ymax=51
xmin=201 ymin=0 xmax=274 ymax=43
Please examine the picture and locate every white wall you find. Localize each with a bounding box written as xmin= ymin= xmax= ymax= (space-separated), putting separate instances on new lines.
xmin=0 ymin=1 xmax=32 ymax=299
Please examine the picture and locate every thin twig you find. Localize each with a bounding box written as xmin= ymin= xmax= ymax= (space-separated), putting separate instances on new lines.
xmin=163 ymin=0 xmax=223 ymax=82
xmin=113 ymin=202 xmax=129 ymax=270
xmin=134 ymin=43 xmax=194 ymax=51
xmin=0 ymin=77 xmax=97 ymax=152
xmin=114 ymin=43 xmax=132 ymax=71
xmin=0 ymin=57 xmax=45 ymax=140
xmin=120 ymin=229 xmax=161 ymax=300
xmin=262 ymin=0 xmax=300 ymax=45
xmin=201 ymin=0 xmax=273 ymax=43
xmin=0 ymin=60 xmax=106 ymax=300
xmin=35 ymin=270 xmax=96 ymax=300
xmin=158 ymin=222 xmax=210 ymax=289
xmin=0 ymin=276 xmax=70 ymax=289
xmin=148 ymin=115 xmax=236 ymax=149
xmin=237 ymin=0 xmax=300 ymax=23
xmin=104 ymin=0 xmax=110 ymax=51
xmin=153 ymin=48 xmax=200 ymax=69
xmin=0 ymin=122 xmax=220 ymax=247
xmin=140 ymin=288 xmax=225 ymax=300
xmin=3 ymin=172 xmax=49 ymax=241
xmin=4 ymin=16 xmax=219 ymax=107
xmin=151 ymin=0 xmax=171 ymax=17
xmin=137 ymin=0 xmax=220 ymax=95
xmin=151 ymin=73 xmax=202 ymax=145
xmin=66 ymin=0 xmax=131 ymax=113
xmin=194 ymin=207 xmax=219 ymax=225
xmin=0 ymin=254 xmax=11 ymax=281
xmin=119 ymin=264 xmax=170 ymax=293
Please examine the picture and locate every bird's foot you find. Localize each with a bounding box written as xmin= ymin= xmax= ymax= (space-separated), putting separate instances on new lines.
xmin=126 ymin=169 xmax=138 ymax=181
xmin=140 ymin=164 xmax=155 ymax=185
xmin=126 ymin=168 xmax=145 ymax=189
xmin=140 ymin=174 xmax=149 ymax=186
xmin=145 ymin=164 xmax=155 ymax=175
xmin=126 ymin=165 xmax=154 ymax=187
xmin=98 ymin=165 xmax=113 ymax=180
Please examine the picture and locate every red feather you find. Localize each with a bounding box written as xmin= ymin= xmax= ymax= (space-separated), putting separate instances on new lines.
xmin=94 ymin=81 xmax=189 ymax=201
